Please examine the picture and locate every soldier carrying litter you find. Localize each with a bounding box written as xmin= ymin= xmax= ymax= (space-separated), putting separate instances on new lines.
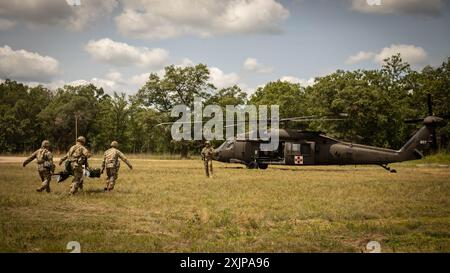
xmin=201 ymin=141 xmax=214 ymax=178
xmin=58 ymin=136 xmax=90 ymax=195
xmin=23 ymin=140 xmax=55 ymax=193
xmin=101 ymin=141 xmax=133 ymax=191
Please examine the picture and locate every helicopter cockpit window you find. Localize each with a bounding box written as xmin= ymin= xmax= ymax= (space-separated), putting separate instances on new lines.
xmin=292 ymin=144 xmax=301 ymax=152
xmin=218 ymin=139 xmax=234 ymax=150
xmin=220 ymin=139 xmax=234 ymax=150
xmin=225 ymin=141 xmax=234 ymax=150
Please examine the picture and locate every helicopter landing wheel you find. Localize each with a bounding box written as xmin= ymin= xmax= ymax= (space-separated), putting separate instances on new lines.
xmin=258 ymin=163 xmax=268 ymax=170
xmin=246 ymin=162 xmax=258 ymax=169
xmin=379 ymin=164 xmax=397 ymax=173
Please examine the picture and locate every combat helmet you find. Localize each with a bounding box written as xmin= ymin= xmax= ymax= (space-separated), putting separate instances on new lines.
xmin=41 ymin=140 xmax=50 ymax=148
xmin=77 ymin=136 xmax=86 ymax=144
xmin=111 ymin=141 xmax=119 ymax=148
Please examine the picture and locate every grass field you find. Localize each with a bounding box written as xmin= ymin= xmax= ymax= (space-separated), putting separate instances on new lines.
xmin=0 ymin=156 xmax=449 ymax=253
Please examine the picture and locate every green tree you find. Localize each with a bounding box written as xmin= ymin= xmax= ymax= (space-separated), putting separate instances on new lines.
xmin=250 ymin=80 xmax=306 ymax=118
xmin=136 ymin=64 xmax=215 ymax=157
xmin=305 ymin=68 xmax=408 ymax=148
xmin=0 ymin=80 xmax=52 ymax=152
xmin=38 ymin=84 xmax=106 ymax=152
xmin=405 ymin=57 xmax=450 ymax=150
xmin=137 ymin=64 xmax=214 ymax=111
xmin=207 ymin=85 xmax=247 ymax=107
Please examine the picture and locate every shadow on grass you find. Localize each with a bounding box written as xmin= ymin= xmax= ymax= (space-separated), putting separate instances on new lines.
xmin=271 ymin=167 xmax=375 ymax=172
xmin=83 ymin=188 xmax=107 ymax=194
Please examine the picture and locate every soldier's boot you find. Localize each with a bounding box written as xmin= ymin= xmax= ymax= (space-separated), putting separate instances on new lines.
xmin=36 ymin=181 xmax=47 ymax=192
xmin=107 ymin=180 xmax=115 ymax=191
xmin=70 ymin=183 xmax=78 ymax=195
xmin=41 ymin=180 xmax=50 ymax=193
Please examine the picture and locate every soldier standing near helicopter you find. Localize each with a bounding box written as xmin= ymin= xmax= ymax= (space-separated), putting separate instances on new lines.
xmin=201 ymin=141 xmax=214 ymax=178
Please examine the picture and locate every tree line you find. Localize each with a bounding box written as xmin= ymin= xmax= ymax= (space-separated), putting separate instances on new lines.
xmin=1 ymin=54 xmax=449 ymax=155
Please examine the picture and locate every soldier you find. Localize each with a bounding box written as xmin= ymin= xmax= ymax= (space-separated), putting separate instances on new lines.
xmin=59 ymin=136 xmax=90 ymax=194
xmin=101 ymin=141 xmax=133 ymax=191
xmin=201 ymin=141 xmax=214 ymax=178
xmin=23 ymin=140 xmax=55 ymax=193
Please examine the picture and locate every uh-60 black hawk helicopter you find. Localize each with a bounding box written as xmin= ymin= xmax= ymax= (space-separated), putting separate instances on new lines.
xmin=212 ymin=95 xmax=449 ymax=172
xmin=157 ymin=96 xmax=448 ymax=173
xmin=212 ymin=115 xmax=446 ymax=173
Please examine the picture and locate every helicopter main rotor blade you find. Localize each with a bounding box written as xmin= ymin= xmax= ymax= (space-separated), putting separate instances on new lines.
xmin=288 ymin=118 xmax=346 ymax=122
xmin=151 ymin=120 xmax=206 ymax=130
xmin=404 ymin=118 xmax=424 ymax=124
xmin=154 ymin=113 xmax=349 ymax=129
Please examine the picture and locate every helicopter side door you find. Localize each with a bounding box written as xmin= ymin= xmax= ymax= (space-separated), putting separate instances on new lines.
xmin=284 ymin=142 xmax=315 ymax=165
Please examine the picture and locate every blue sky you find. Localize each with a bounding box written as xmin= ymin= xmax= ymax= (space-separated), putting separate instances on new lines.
xmin=0 ymin=0 xmax=449 ymax=95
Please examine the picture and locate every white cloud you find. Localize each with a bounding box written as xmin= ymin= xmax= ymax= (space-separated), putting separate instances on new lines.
xmin=83 ymin=78 xmax=118 ymax=90
xmin=47 ymin=70 xmax=163 ymax=94
xmin=237 ymin=82 xmax=257 ymax=96
xmin=346 ymin=44 xmax=428 ymax=66
xmin=127 ymin=57 xmax=196 ymax=88
xmin=350 ymin=0 xmax=446 ymax=17
xmin=280 ymin=76 xmax=315 ymax=87
xmin=129 ymin=62 xmax=240 ymax=89
xmin=42 ymin=59 xmax=240 ymax=94
xmin=130 ymin=72 xmax=152 ymax=87
xmin=115 ymin=0 xmax=289 ymax=39
xmin=105 ymin=71 xmax=122 ymax=82
xmin=345 ymin=51 xmax=375 ymax=65
xmin=176 ymin=58 xmax=195 ymax=68
xmin=243 ymin=58 xmax=273 ymax=73
xmin=0 ymin=45 xmax=59 ymax=82
xmin=0 ymin=18 xmax=16 ymax=30
xmin=84 ymin=38 xmax=169 ymax=68
xmin=45 ymin=78 xmax=118 ymax=92
xmin=209 ymin=67 xmax=240 ymax=89
xmin=374 ymin=44 xmax=428 ymax=65
xmin=0 ymin=0 xmax=118 ymax=31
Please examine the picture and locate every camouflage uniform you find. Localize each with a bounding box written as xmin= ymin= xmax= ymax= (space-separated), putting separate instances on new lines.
xmin=201 ymin=141 xmax=214 ymax=178
xmin=23 ymin=140 xmax=55 ymax=193
xmin=59 ymin=136 xmax=90 ymax=194
xmin=101 ymin=141 xmax=133 ymax=191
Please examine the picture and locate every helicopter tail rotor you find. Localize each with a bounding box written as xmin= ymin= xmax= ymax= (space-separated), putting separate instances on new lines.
xmin=404 ymin=93 xmax=449 ymax=151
